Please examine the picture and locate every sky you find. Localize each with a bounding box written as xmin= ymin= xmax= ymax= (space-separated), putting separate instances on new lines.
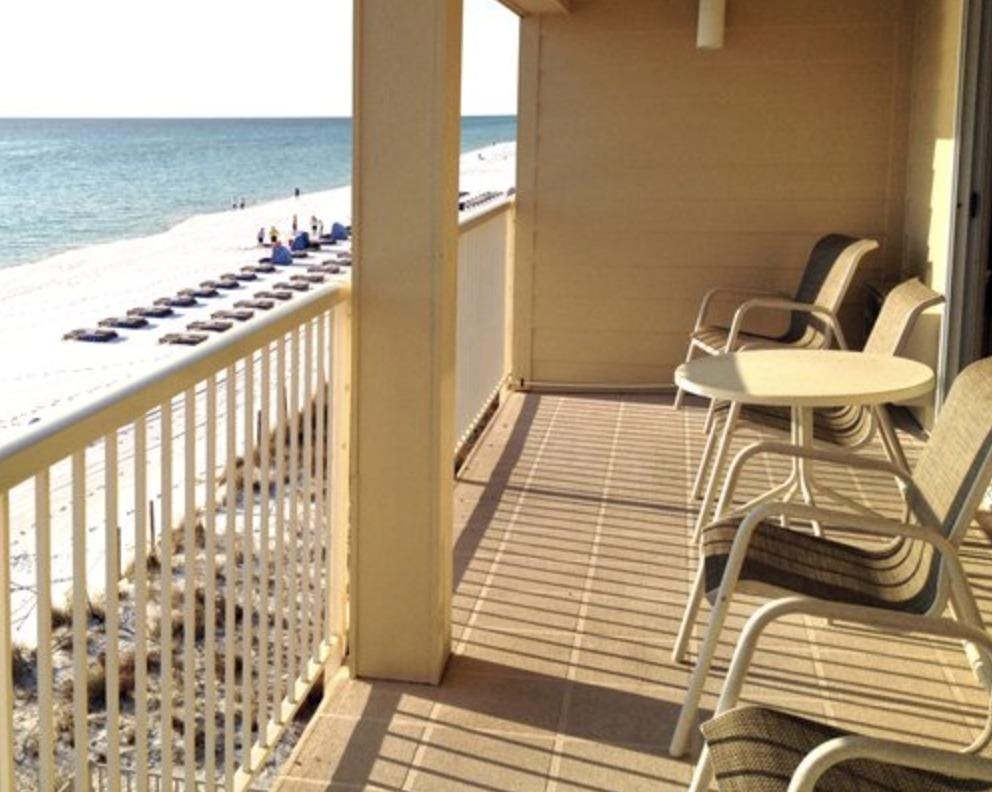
xmin=0 ymin=0 xmax=519 ymax=118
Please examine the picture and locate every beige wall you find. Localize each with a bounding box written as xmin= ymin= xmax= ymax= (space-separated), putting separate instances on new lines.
xmin=900 ymin=0 xmax=964 ymax=426
xmin=513 ymin=0 xmax=919 ymax=385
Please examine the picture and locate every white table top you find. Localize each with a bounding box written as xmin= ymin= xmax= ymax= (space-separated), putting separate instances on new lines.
xmin=675 ymin=350 xmax=935 ymax=408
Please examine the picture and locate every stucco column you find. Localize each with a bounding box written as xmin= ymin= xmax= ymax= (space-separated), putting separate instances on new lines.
xmin=350 ymin=0 xmax=462 ymax=683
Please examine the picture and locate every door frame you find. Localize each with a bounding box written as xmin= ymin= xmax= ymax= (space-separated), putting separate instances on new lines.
xmin=945 ymin=0 xmax=992 ymax=391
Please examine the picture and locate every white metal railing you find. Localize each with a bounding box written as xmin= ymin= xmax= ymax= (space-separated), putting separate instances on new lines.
xmin=454 ymin=199 xmax=514 ymax=454
xmin=0 ymin=282 xmax=351 ymax=792
xmin=0 ymin=196 xmax=513 ymax=792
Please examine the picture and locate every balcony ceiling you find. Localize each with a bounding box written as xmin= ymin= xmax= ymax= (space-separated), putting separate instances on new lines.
xmin=497 ymin=0 xmax=570 ymax=15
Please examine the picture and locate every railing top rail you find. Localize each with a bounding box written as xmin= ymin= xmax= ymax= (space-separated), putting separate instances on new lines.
xmin=0 ymin=282 xmax=350 ymax=492
xmin=459 ymin=196 xmax=514 ymax=234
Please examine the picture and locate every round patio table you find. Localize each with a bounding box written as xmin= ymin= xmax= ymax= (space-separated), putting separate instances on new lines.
xmin=675 ymin=349 xmax=935 ymax=537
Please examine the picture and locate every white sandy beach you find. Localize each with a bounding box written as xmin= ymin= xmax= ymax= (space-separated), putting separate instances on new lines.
xmin=0 ymin=142 xmax=516 ymax=644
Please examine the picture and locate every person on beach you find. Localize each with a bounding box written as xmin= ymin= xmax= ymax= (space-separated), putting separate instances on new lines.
xmin=271 ymin=239 xmax=293 ymax=266
xmin=292 ymin=214 xmax=298 ymax=233
xmin=295 ymin=187 xmax=300 ymax=198
xmin=257 ymin=227 xmax=265 ymax=246
xmin=239 ymin=197 xmax=246 ymax=209
xmin=310 ymin=215 xmax=318 ymax=237
xmin=318 ymin=220 xmax=324 ymax=239
xmin=269 ymin=226 xmax=279 ymax=243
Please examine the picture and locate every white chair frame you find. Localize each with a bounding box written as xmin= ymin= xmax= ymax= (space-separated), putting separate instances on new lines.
xmin=688 ymin=596 xmax=992 ymax=792
xmin=668 ymin=439 xmax=992 ymax=757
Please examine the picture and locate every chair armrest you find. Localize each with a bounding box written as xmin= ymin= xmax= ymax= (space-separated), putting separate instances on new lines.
xmin=715 ymin=441 xmax=914 ymax=518
xmin=692 ymin=288 xmax=788 ymax=332
xmin=789 ymin=735 xmax=992 ymax=792
xmin=725 ymin=298 xmax=848 ymax=352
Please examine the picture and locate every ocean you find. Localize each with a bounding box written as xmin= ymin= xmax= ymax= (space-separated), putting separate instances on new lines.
xmin=0 ymin=116 xmax=517 ymax=270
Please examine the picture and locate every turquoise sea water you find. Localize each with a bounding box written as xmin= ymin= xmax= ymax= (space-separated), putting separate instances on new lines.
xmin=0 ymin=116 xmax=517 ymax=269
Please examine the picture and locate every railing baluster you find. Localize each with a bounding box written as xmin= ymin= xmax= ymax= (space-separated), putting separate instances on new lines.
xmin=204 ymin=376 xmax=218 ymax=792
xmin=273 ymin=338 xmax=286 ymax=716
xmin=106 ymin=431 xmax=121 ymax=792
xmin=71 ymin=450 xmax=88 ymax=792
xmin=35 ymin=470 xmax=54 ymax=791
xmin=241 ymin=354 xmax=255 ymax=770
xmin=313 ymin=313 xmax=326 ymax=662
xmin=134 ymin=416 xmax=149 ymax=792
xmin=288 ymin=328 xmax=300 ymax=694
xmin=324 ymin=309 xmax=345 ymax=644
xmin=331 ymin=303 xmax=351 ymax=651
xmin=223 ymin=366 xmax=236 ymax=791
xmin=182 ymin=389 xmax=197 ymax=789
xmin=160 ymin=401 xmax=174 ymax=788
xmin=0 ymin=489 xmax=13 ymax=792
xmin=302 ymin=319 xmax=313 ymax=672
xmin=257 ymin=346 xmax=271 ymax=743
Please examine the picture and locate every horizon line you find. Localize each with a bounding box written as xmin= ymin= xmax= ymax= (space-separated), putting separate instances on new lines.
xmin=0 ymin=113 xmax=518 ymax=121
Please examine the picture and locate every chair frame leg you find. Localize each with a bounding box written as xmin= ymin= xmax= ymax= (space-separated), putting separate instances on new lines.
xmin=690 ymin=420 xmax=719 ymax=502
xmin=674 ymin=344 xmax=701 ymax=410
xmin=703 ymin=398 xmax=719 ymax=434
xmin=691 ymin=402 xmax=740 ymax=544
xmin=673 ymin=562 xmax=707 ymax=664
xmin=875 ymin=404 xmax=910 ymax=476
xmin=687 ymin=745 xmax=714 ymax=792
xmin=670 ymin=579 xmax=736 ymax=757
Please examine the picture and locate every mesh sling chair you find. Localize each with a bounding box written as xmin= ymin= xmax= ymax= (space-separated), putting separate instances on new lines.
xmin=668 ymin=356 xmax=992 ymax=758
xmin=687 ymin=278 xmax=944 ymax=538
xmin=673 ymin=235 xmax=879 ymax=412
xmin=687 ymin=598 xmax=992 ymax=792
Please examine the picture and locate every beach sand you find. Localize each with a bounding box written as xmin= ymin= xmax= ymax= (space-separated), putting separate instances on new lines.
xmin=0 ymin=142 xmax=516 ymax=644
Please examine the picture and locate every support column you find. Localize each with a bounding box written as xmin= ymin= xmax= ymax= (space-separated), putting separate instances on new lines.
xmin=351 ymin=0 xmax=463 ymax=683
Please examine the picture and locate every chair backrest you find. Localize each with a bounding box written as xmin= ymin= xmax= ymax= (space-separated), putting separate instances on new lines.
xmin=784 ymin=235 xmax=879 ymax=345
xmin=864 ymin=278 xmax=944 ymax=356
xmin=909 ymin=357 xmax=992 ymax=540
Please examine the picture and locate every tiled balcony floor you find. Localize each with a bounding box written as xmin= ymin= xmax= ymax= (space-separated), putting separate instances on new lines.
xmin=274 ymin=391 xmax=992 ymax=791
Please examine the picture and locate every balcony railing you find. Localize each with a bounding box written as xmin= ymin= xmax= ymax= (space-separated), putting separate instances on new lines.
xmin=454 ymin=198 xmax=514 ymax=460
xmin=0 ymin=199 xmax=515 ymax=791
xmin=0 ymin=282 xmax=352 ymax=792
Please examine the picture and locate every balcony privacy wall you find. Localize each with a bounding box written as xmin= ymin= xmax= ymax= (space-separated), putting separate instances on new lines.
xmin=512 ymin=0 xmax=962 ymax=387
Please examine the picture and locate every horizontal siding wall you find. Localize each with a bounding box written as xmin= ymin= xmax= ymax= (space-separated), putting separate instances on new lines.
xmin=514 ymin=0 xmax=916 ymax=385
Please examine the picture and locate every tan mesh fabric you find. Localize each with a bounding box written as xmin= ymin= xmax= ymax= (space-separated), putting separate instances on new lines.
xmin=702 ymin=519 xmax=939 ymax=614
xmin=688 ymin=234 xmax=874 ymax=353
xmin=701 ymin=707 xmax=990 ymax=792
xmin=692 ymin=326 xmax=787 ymax=354
xmin=864 ymin=278 xmax=943 ymax=355
xmin=782 ymin=234 xmax=867 ymax=347
xmin=724 ymin=403 xmax=875 ymax=449
xmin=908 ymin=358 xmax=992 ymax=537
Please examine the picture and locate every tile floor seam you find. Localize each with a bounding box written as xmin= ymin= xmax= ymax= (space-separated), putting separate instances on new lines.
xmin=547 ymin=400 xmax=625 ymax=792
xmin=403 ymin=398 xmax=567 ymax=792
xmin=935 ymin=644 xmax=984 ymax=741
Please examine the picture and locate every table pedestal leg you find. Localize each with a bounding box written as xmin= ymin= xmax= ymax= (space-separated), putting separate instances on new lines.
xmin=793 ymin=405 xmax=821 ymax=535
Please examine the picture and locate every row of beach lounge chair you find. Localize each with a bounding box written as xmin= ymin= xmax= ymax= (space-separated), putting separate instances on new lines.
xmin=667 ymin=234 xmax=992 ymax=790
xmin=63 ymin=251 xmax=350 ymax=346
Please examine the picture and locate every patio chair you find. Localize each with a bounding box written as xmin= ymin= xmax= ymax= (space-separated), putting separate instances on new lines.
xmin=669 ymin=356 xmax=992 ymax=757
xmin=687 ymin=597 xmax=992 ymax=792
xmin=673 ymin=234 xmax=879 ymax=412
xmin=689 ymin=278 xmax=944 ymax=507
